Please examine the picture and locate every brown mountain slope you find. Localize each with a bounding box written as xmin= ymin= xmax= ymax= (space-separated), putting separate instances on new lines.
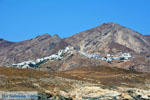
xmin=0 ymin=22 xmax=150 ymax=71
xmin=39 ymin=50 xmax=103 ymax=71
xmin=0 ymin=38 xmax=14 ymax=48
xmin=65 ymin=22 xmax=150 ymax=54
xmin=0 ymin=33 xmax=68 ymax=65
xmin=144 ymin=35 xmax=150 ymax=43
xmin=1 ymin=66 xmax=150 ymax=99
xmin=38 ymin=47 xmax=150 ymax=72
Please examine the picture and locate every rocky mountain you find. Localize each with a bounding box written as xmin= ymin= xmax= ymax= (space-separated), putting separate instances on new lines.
xmin=1 ymin=22 xmax=150 ymax=100
xmin=0 ymin=22 xmax=150 ymax=72
xmin=65 ymin=22 xmax=150 ymax=55
xmin=0 ymin=33 xmax=67 ymax=65
xmin=0 ymin=38 xmax=14 ymax=48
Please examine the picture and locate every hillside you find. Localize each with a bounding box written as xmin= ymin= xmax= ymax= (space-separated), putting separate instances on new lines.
xmin=0 ymin=66 xmax=150 ymax=99
xmin=0 ymin=33 xmax=67 ymax=65
xmin=144 ymin=35 xmax=150 ymax=43
xmin=65 ymin=23 xmax=150 ymax=54
xmin=0 ymin=23 xmax=150 ymax=73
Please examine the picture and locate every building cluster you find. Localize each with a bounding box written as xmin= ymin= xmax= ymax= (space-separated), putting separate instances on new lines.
xmin=12 ymin=46 xmax=132 ymax=69
xmin=79 ymin=51 xmax=132 ymax=63
xmin=12 ymin=47 xmax=71 ymax=68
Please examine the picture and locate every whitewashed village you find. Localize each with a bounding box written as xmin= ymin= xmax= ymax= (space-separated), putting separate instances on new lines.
xmin=12 ymin=46 xmax=132 ymax=69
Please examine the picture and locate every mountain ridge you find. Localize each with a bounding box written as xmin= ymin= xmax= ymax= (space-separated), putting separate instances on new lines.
xmin=0 ymin=33 xmax=68 ymax=65
xmin=0 ymin=22 xmax=150 ymax=72
xmin=65 ymin=22 xmax=150 ymax=54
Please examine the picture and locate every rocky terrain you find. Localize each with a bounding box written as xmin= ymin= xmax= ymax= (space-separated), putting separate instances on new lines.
xmin=0 ymin=22 xmax=150 ymax=99
xmin=10 ymin=46 xmax=134 ymax=72
xmin=10 ymin=45 xmax=150 ymax=72
xmin=144 ymin=35 xmax=150 ymax=43
xmin=0 ymin=66 xmax=150 ymax=100
xmin=0 ymin=22 xmax=150 ymax=72
xmin=0 ymin=33 xmax=67 ymax=65
xmin=65 ymin=23 xmax=150 ymax=54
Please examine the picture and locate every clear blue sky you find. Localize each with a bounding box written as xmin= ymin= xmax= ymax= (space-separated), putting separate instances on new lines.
xmin=0 ymin=0 xmax=150 ymax=42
